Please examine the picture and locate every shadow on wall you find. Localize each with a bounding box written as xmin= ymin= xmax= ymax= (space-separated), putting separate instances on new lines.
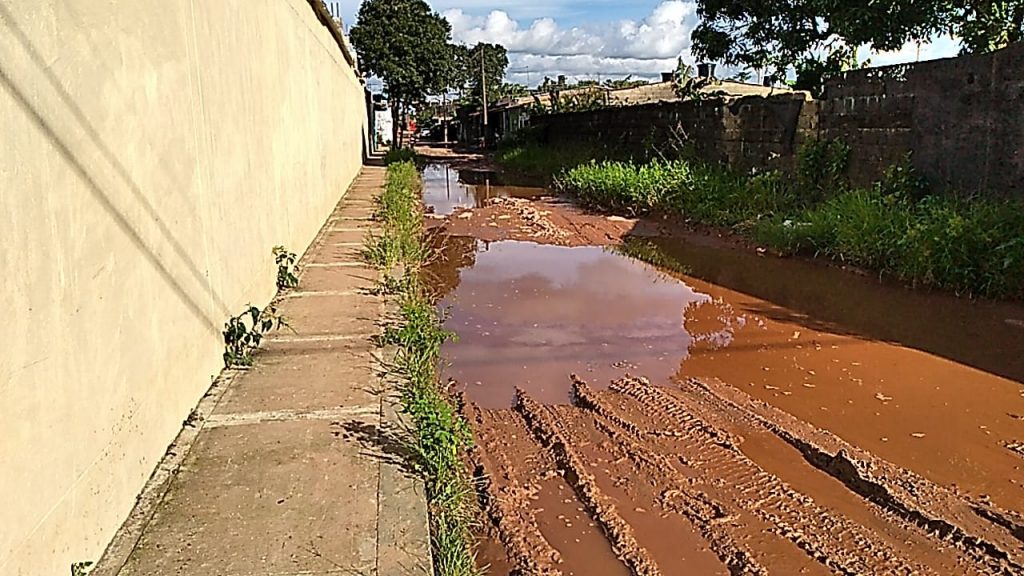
xmin=0 ymin=1 xmax=227 ymax=331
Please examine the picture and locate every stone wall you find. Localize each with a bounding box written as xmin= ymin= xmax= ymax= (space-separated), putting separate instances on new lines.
xmin=0 ymin=1 xmax=367 ymax=574
xmin=537 ymin=43 xmax=1024 ymax=196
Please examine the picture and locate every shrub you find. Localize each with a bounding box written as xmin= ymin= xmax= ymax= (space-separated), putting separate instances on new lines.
xmin=384 ymin=147 xmax=417 ymax=165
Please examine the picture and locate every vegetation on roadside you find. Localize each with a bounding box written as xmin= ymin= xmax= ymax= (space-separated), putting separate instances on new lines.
xmin=366 ymin=161 xmax=481 ymax=576
xmin=692 ymin=1 xmax=1024 ymax=95
xmin=384 ymin=147 xmax=417 ymax=166
xmin=493 ymin=132 xmax=601 ymax=179
xmin=503 ymin=139 xmax=1024 ymax=300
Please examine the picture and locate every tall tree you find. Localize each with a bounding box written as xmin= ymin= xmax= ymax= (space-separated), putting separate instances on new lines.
xmin=464 ymin=43 xmax=509 ymax=105
xmin=691 ymin=0 xmax=1024 ymax=94
xmin=350 ymin=0 xmax=452 ymax=146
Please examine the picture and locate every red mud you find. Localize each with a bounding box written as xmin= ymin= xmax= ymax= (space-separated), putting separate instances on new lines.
xmin=420 ymin=162 xmax=1024 ymax=575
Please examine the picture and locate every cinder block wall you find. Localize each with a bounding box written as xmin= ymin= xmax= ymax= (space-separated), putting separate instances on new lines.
xmin=538 ymin=44 xmax=1024 ymax=197
xmin=0 ymin=1 xmax=366 ymax=573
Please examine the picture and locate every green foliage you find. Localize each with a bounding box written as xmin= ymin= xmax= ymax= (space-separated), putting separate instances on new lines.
xmin=364 ymin=161 xmax=481 ymax=576
xmin=556 ymin=159 xmax=693 ymax=216
xmin=796 ymin=139 xmax=850 ymax=202
xmin=273 ymin=246 xmax=299 ymax=291
xmin=603 ymin=75 xmax=650 ymax=90
xmin=875 ymin=154 xmax=928 ymax=199
xmin=552 ymin=149 xmax=1024 ymax=299
xmin=754 ymin=190 xmax=1024 ymax=298
xmin=222 ymin=305 xmax=289 ymax=368
xmin=384 ymin=147 xmax=417 ymax=166
xmin=364 ymin=162 xmax=425 ymax=269
xmin=692 ymin=1 xmax=1023 ymax=81
xmin=494 ymin=140 xmax=600 ymax=178
xmin=71 ymin=562 xmax=93 ymax=576
xmin=960 ymin=2 xmax=1024 ymax=53
xmin=464 ymin=43 xmax=509 ymax=105
xmin=672 ymin=58 xmax=713 ymax=100
xmin=350 ymin=0 xmax=452 ymax=145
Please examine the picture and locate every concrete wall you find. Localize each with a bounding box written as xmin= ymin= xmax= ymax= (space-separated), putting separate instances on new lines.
xmin=820 ymin=43 xmax=1024 ymax=193
xmin=539 ymin=92 xmax=816 ymax=175
xmin=0 ymin=1 xmax=366 ymax=574
xmin=537 ymin=44 xmax=1024 ymax=196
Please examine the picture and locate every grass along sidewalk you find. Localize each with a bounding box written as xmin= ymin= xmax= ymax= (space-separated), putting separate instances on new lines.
xmin=363 ymin=161 xmax=481 ymax=576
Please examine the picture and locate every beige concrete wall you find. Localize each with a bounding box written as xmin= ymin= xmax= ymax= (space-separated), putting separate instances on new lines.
xmin=0 ymin=1 xmax=366 ymax=573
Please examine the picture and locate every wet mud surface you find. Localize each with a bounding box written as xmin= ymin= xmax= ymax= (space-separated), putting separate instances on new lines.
xmin=419 ymin=161 xmax=1024 ymax=575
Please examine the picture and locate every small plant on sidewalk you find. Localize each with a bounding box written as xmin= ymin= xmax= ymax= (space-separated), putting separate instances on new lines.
xmin=273 ymin=246 xmax=299 ymax=290
xmin=71 ymin=561 xmax=93 ymax=576
xmin=222 ymin=305 xmax=289 ymax=368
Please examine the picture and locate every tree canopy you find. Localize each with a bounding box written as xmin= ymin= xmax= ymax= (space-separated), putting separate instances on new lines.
xmin=692 ymin=0 xmax=1024 ymax=92
xmin=451 ymin=43 xmax=509 ymax=104
xmin=350 ymin=0 xmax=452 ymax=143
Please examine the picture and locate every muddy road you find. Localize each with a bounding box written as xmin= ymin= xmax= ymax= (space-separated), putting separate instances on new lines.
xmin=420 ymin=162 xmax=1024 ymax=575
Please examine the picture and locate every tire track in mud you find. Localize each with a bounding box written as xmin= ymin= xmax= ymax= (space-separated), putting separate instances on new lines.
xmin=465 ymin=405 xmax=564 ymax=576
xmin=602 ymin=377 xmax=944 ymax=576
xmin=513 ymin=389 xmax=664 ymax=576
xmin=570 ymin=377 xmax=768 ymax=576
xmin=680 ymin=376 xmax=1024 ymax=574
xmin=468 ymin=374 xmax=1024 ymax=574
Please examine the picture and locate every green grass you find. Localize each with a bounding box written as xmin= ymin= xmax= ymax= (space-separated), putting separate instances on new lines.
xmin=366 ymin=161 xmax=481 ymax=576
xmin=384 ymin=146 xmax=417 ymax=165
xmin=547 ymin=149 xmax=1024 ymax=300
xmin=493 ymin=140 xmax=603 ymax=179
xmin=363 ymin=162 xmax=426 ymax=269
xmin=753 ymin=190 xmax=1024 ymax=298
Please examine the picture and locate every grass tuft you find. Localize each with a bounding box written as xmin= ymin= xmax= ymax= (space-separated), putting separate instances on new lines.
xmin=366 ymin=161 xmax=482 ymax=576
xmin=384 ymin=146 xmax=417 ymax=165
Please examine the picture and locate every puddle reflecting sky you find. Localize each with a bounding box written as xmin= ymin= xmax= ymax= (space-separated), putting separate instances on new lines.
xmin=422 ymin=163 xmax=547 ymax=216
xmin=433 ymin=235 xmax=1024 ymax=509
xmin=439 ymin=241 xmax=708 ymax=408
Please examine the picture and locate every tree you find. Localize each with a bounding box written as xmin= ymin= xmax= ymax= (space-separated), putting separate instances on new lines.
xmin=350 ymin=0 xmax=452 ymax=147
xmin=495 ymin=83 xmax=529 ymax=100
xmin=691 ymin=0 xmax=1024 ymax=94
xmin=463 ymin=43 xmax=509 ymax=105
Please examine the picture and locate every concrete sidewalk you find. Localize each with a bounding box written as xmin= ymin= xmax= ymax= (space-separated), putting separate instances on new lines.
xmin=94 ymin=166 xmax=431 ymax=576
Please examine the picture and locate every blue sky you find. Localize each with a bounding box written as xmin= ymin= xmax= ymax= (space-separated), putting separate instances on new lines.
xmin=336 ymin=1 xmax=961 ymax=88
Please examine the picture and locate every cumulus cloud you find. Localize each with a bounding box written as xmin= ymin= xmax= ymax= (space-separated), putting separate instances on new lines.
xmin=444 ymin=1 xmax=700 ymax=84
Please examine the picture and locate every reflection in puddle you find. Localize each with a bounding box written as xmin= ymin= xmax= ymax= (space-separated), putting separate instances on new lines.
xmin=439 ymin=241 xmax=708 ymax=408
xmin=430 ymin=235 xmax=1024 ymax=510
xmin=422 ymin=163 xmax=547 ymax=216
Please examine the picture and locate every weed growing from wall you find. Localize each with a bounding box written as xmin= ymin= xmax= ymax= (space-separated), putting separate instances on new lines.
xmin=222 ymin=305 xmax=289 ymax=368
xmin=273 ymin=246 xmax=299 ymax=290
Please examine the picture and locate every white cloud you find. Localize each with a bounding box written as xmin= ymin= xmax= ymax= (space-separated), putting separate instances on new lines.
xmin=866 ymin=35 xmax=960 ymax=67
xmin=444 ymin=1 xmax=699 ymax=84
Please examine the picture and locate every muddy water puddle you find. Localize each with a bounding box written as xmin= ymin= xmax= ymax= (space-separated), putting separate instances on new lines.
xmin=439 ymin=240 xmax=706 ymax=408
xmin=428 ymin=229 xmax=1024 ymax=574
xmin=422 ymin=163 xmax=547 ymax=216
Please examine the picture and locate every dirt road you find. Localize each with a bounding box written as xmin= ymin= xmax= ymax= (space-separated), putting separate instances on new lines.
xmin=421 ymin=161 xmax=1024 ymax=575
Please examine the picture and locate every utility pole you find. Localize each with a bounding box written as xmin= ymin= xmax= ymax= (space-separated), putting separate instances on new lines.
xmin=480 ymin=46 xmax=489 ymax=148
xmin=442 ymin=90 xmax=449 ymax=144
